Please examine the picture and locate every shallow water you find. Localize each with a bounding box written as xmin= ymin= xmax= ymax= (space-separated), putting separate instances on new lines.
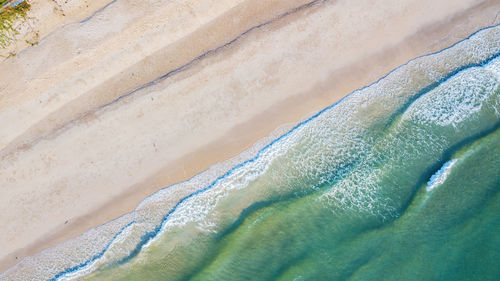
xmin=73 ymin=26 xmax=500 ymax=281
xmin=3 ymin=22 xmax=500 ymax=281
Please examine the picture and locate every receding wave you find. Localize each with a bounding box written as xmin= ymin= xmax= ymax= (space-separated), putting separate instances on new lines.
xmin=2 ymin=24 xmax=500 ymax=281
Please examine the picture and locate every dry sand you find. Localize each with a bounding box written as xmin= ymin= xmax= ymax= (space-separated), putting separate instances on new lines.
xmin=0 ymin=0 xmax=113 ymax=59
xmin=1 ymin=0 xmax=500 ymax=274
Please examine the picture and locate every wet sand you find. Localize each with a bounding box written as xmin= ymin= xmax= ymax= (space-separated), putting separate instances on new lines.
xmin=1 ymin=0 xmax=499 ymax=274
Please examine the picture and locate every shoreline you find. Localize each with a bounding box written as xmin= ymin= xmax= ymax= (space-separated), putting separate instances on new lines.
xmin=11 ymin=24 xmax=500 ymax=281
xmin=1 ymin=0 xmax=500 ymax=274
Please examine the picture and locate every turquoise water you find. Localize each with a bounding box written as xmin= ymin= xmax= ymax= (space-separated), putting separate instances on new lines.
xmin=72 ymin=26 xmax=500 ymax=281
xmin=6 ymin=25 xmax=497 ymax=281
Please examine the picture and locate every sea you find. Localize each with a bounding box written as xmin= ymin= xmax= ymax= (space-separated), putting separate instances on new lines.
xmin=2 ymin=21 xmax=499 ymax=281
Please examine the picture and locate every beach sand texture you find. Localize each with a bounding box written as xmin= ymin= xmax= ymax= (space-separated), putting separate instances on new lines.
xmin=1 ymin=0 xmax=500 ymax=275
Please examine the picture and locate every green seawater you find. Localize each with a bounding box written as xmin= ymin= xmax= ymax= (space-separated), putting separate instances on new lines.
xmin=71 ymin=29 xmax=500 ymax=281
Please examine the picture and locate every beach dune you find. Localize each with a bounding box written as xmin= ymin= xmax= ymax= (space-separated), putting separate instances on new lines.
xmin=1 ymin=0 xmax=499 ymax=274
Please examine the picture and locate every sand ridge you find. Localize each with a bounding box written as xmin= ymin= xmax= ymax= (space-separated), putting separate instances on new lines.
xmin=1 ymin=0 xmax=500 ymax=274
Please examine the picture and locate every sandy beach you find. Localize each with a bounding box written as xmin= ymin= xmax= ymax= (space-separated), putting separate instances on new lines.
xmin=1 ymin=0 xmax=500 ymax=274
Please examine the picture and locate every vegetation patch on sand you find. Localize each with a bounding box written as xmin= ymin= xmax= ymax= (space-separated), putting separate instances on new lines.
xmin=0 ymin=1 xmax=31 ymax=48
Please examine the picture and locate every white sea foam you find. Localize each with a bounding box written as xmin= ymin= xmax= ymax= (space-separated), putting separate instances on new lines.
xmin=426 ymin=159 xmax=458 ymax=192
xmin=2 ymin=23 xmax=500 ymax=281
xmin=401 ymin=60 xmax=500 ymax=128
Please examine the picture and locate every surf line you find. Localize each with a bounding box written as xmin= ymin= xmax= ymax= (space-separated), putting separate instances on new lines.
xmin=48 ymin=24 xmax=500 ymax=281
xmin=49 ymin=221 xmax=134 ymax=281
xmin=44 ymin=1 xmax=333 ymax=280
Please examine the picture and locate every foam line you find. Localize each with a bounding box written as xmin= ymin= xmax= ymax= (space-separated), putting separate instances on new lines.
xmin=427 ymin=159 xmax=457 ymax=192
xmin=48 ymin=221 xmax=134 ymax=281
xmin=47 ymin=24 xmax=500 ymax=280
